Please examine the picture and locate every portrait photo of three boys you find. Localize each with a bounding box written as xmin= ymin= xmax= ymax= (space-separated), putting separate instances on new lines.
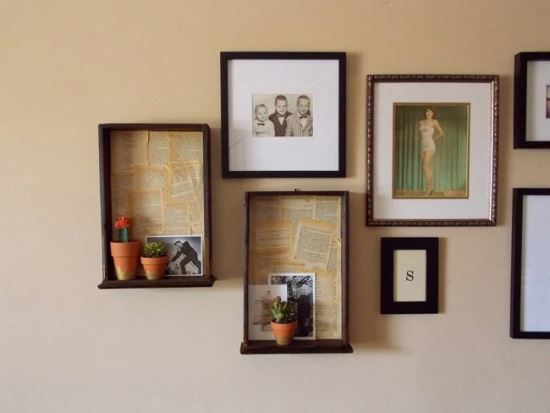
xmin=252 ymin=93 xmax=313 ymax=138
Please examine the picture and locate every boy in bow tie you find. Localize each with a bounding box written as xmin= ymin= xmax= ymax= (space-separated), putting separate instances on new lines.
xmin=285 ymin=95 xmax=313 ymax=137
xmin=268 ymin=95 xmax=293 ymax=137
xmin=253 ymin=104 xmax=275 ymax=137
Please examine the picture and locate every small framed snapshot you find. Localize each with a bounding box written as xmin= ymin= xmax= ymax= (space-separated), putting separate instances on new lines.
xmin=514 ymin=52 xmax=550 ymax=148
xmin=380 ymin=237 xmax=439 ymax=314
xmin=269 ymin=273 xmax=316 ymax=340
xmin=221 ymin=52 xmax=346 ymax=178
xmin=146 ymin=235 xmax=203 ymax=276
xmin=510 ymin=188 xmax=550 ymax=338
xmin=248 ymin=285 xmax=288 ymax=340
xmin=367 ymin=75 xmax=499 ymax=226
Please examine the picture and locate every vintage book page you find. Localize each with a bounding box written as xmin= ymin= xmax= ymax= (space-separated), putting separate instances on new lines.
xmin=294 ymin=219 xmax=334 ymax=269
xmin=110 ymin=130 xmax=208 ymax=273
xmin=248 ymin=195 xmax=342 ymax=339
xmin=249 ymin=249 xmax=291 ymax=285
xmin=110 ymin=130 xmax=148 ymax=173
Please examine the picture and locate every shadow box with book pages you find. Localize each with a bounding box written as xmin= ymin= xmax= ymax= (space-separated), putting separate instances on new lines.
xmin=98 ymin=124 xmax=215 ymax=288
xmin=241 ymin=191 xmax=352 ymax=354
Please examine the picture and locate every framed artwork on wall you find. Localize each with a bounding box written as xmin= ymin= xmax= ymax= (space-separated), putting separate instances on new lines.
xmin=510 ymin=188 xmax=550 ymax=338
xmin=98 ymin=123 xmax=215 ymax=288
xmin=241 ymin=191 xmax=352 ymax=354
xmin=381 ymin=237 xmax=439 ymax=314
xmin=221 ymin=52 xmax=346 ymax=178
xmin=514 ymin=52 xmax=550 ymax=148
xmin=366 ymin=74 xmax=499 ymax=226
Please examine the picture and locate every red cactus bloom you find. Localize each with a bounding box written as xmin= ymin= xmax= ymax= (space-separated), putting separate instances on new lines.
xmin=115 ymin=216 xmax=131 ymax=229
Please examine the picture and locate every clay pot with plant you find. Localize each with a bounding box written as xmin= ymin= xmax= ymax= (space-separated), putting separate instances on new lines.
xmin=110 ymin=216 xmax=140 ymax=280
xmin=141 ymin=241 xmax=169 ymax=280
xmin=270 ymin=296 xmax=298 ymax=346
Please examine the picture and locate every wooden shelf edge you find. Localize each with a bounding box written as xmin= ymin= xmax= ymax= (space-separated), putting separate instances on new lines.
xmin=98 ymin=274 xmax=216 ymax=289
xmin=240 ymin=340 xmax=353 ymax=355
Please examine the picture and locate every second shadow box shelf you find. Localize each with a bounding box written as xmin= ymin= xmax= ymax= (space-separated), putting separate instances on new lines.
xmin=241 ymin=191 xmax=353 ymax=355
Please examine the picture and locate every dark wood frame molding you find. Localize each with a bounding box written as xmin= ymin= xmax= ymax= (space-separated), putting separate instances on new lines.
xmin=514 ymin=52 xmax=550 ymax=148
xmin=241 ymin=191 xmax=352 ymax=354
xmin=381 ymin=237 xmax=439 ymax=314
xmin=510 ymin=188 xmax=550 ymax=338
xmin=98 ymin=123 xmax=215 ymax=289
xmin=366 ymin=74 xmax=499 ymax=226
xmin=221 ymin=51 xmax=346 ymax=178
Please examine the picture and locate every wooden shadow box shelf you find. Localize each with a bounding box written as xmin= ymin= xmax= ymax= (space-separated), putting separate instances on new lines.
xmin=242 ymin=191 xmax=353 ymax=355
xmin=98 ymin=275 xmax=216 ymax=289
xmin=240 ymin=339 xmax=353 ymax=355
xmin=98 ymin=123 xmax=215 ymax=289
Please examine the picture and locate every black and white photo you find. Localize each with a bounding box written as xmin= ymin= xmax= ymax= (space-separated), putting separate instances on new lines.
xmin=269 ymin=273 xmax=315 ymax=339
xmin=145 ymin=235 xmax=202 ymax=276
xmin=252 ymin=94 xmax=313 ymax=137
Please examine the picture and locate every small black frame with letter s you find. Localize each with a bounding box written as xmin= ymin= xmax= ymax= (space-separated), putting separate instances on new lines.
xmin=381 ymin=237 xmax=439 ymax=314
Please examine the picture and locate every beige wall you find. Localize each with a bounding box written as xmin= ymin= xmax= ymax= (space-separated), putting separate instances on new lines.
xmin=2 ymin=0 xmax=550 ymax=411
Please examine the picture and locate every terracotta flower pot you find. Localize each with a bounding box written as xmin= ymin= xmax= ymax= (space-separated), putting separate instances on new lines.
xmin=141 ymin=256 xmax=169 ymax=280
xmin=110 ymin=241 xmax=140 ymax=280
xmin=271 ymin=320 xmax=298 ymax=346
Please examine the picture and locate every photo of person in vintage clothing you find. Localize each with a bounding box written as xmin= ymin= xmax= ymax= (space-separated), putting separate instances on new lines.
xmin=253 ymin=104 xmax=275 ymax=137
xmin=268 ymin=95 xmax=293 ymax=136
xmin=169 ymin=240 xmax=202 ymax=275
xmin=285 ymin=95 xmax=313 ymax=137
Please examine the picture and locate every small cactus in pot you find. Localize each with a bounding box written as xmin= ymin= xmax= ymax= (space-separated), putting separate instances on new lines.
xmin=141 ymin=241 xmax=169 ymax=280
xmin=110 ymin=216 xmax=140 ymax=280
xmin=270 ymin=296 xmax=298 ymax=346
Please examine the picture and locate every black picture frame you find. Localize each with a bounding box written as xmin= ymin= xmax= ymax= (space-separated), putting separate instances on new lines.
xmin=98 ymin=123 xmax=215 ymax=289
xmin=514 ymin=52 xmax=550 ymax=148
xmin=381 ymin=237 xmax=439 ymax=314
xmin=220 ymin=51 xmax=346 ymax=178
xmin=510 ymin=188 xmax=550 ymax=338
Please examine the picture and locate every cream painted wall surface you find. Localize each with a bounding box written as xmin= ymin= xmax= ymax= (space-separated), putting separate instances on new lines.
xmin=1 ymin=0 xmax=550 ymax=412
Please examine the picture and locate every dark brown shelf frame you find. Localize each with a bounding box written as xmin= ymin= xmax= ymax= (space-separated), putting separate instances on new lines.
xmin=241 ymin=191 xmax=352 ymax=355
xmin=241 ymin=339 xmax=353 ymax=355
xmin=98 ymin=275 xmax=216 ymax=289
xmin=98 ymin=123 xmax=215 ymax=289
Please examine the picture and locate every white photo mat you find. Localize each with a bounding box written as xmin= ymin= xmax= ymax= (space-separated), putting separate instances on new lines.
xmin=393 ymin=250 xmax=427 ymax=302
xmin=227 ymin=59 xmax=340 ymax=172
xmin=369 ymin=78 xmax=497 ymax=223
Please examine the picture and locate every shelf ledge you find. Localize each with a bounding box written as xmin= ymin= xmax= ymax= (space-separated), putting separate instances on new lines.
xmin=98 ymin=275 xmax=216 ymax=289
xmin=240 ymin=339 xmax=353 ymax=354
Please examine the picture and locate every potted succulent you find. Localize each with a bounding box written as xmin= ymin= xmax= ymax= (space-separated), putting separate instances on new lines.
xmin=270 ymin=296 xmax=298 ymax=346
xmin=110 ymin=216 xmax=140 ymax=280
xmin=141 ymin=241 xmax=169 ymax=280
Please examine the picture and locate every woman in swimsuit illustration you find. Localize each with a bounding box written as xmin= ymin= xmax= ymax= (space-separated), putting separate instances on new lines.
xmin=419 ymin=108 xmax=444 ymax=196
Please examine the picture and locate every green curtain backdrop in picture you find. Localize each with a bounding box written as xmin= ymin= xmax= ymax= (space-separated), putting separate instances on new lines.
xmin=393 ymin=104 xmax=470 ymax=198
